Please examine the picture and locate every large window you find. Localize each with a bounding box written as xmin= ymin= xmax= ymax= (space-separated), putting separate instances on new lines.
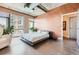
xmin=10 ymin=14 xmax=24 ymax=37
xmin=29 ymin=18 xmax=36 ymax=32
xmin=0 ymin=17 xmax=8 ymax=28
xmin=29 ymin=21 xmax=34 ymax=29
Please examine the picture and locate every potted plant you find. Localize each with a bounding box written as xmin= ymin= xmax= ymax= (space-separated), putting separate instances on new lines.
xmin=3 ymin=26 xmax=14 ymax=35
xmin=30 ymin=27 xmax=37 ymax=32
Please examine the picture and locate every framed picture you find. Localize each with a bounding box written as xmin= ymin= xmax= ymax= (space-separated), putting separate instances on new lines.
xmin=63 ymin=21 xmax=66 ymax=30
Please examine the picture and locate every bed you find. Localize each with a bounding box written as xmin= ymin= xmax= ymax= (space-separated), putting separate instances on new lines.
xmin=21 ymin=31 xmax=49 ymax=45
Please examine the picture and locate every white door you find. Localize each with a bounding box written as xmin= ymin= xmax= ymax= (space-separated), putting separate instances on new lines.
xmin=69 ymin=16 xmax=77 ymax=39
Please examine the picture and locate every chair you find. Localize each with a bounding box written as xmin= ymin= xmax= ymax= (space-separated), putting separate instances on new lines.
xmin=0 ymin=25 xmax=12 ymax=49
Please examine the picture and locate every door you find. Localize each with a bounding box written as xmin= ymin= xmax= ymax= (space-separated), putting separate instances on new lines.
xmin=69 ymin=16 xmax=77 ymax=39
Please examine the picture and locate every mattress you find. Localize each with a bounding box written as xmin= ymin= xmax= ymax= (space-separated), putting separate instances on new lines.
xmin=21 ymin=32 xmax=49 ymax=43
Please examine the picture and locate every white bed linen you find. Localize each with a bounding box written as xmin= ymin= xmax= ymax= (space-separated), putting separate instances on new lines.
xmin=22 ymin=32 xmax=49 ymax=42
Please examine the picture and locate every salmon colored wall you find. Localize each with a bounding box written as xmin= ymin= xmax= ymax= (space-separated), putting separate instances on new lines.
xmin=35 ymin=3 xmax=79 ymax=38
xmin=0 ymin=6 xmax=32 ymax=32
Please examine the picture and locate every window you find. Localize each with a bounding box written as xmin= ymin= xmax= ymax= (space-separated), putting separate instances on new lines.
xmin=29 ymin=18 xmax=35 ymax=29
xmin=0 ymin=17 xmax=8 ymax=28
xmin=29 ymin=18 xmax=38 ymax=32
xmin=29 ymin=21 xmax=34 ymax=29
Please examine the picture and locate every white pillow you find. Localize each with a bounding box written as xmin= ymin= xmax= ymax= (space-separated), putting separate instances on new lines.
xmin=0 ymin=25 xmax=3 ymax=37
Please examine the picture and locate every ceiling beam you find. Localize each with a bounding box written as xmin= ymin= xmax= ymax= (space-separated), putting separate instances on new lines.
xmin=24 ymin=3 xmax=48 ymax=16
xmin=24 ymin=3 xmax=31 ymax=8
xmin=37 ymin=4 xmax=48 ymax=12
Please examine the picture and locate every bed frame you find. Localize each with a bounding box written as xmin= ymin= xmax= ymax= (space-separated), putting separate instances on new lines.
xmin=20 ymin=37 xmax=49 ymax=45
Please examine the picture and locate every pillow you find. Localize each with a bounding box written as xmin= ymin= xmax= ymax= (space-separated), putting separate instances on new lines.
xmin=0 ymin=24 xmax=3 ymax=38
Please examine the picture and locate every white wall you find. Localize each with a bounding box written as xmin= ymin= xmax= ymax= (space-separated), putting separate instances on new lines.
xmin=77 ymin=11 xmax=79 ymax=47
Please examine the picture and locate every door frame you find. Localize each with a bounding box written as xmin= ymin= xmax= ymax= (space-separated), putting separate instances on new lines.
xmin=61 ymin=11 xmax=78 ymax=39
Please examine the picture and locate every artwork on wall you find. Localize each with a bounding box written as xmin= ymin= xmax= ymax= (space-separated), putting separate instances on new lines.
xmin=63 ymin=21 xmax=66 ymax=30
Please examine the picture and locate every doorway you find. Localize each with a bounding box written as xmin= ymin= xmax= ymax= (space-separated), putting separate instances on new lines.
xmin=69 ymin=16 xmax=77 ymax=40
xmin=63 ymin=12 xmax=77 ymax=40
